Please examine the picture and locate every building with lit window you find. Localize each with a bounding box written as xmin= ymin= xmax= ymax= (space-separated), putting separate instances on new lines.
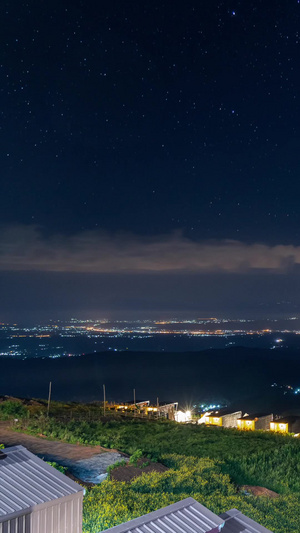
xmin=270 ymin=416 xmax=300 ymax=434
xmin=237 ymin=413 xmax=273 ymax=431
xmin=203 ymin=409 xmax=242 ymax=428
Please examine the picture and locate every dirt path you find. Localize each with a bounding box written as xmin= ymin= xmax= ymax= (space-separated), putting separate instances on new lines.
xmin=0 ymin=421 xmax=112 ymax=462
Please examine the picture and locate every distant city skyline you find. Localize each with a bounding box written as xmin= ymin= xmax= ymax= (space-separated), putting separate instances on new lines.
xmin=2 ymin=314 xmax=300 ymax=359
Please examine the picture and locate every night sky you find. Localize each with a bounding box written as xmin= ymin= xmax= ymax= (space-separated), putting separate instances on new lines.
xmin=1 ymin=1 xmax=300 ymax=322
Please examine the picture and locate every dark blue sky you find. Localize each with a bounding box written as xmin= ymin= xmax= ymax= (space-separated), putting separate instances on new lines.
xmin=1 ymin=1 xmax=300 ymax=321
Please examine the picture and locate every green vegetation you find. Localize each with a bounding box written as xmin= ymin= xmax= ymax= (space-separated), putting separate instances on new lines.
xmin=0 ymin=400 xmax=29 ymax=420
xmin=17 ymin=417 xmax=300 ymax=492
xmin=0 ymin=397 xmax=107 ymax=420
xmin=11 ymin=407 xmax=300 ymax=533
xmin=128 ymin=449 xmax=143 ymax=466
xmin=46 ymin=461 xmax=68 ymax=474
xmin=83 ymin=454 xmax=300 ymax=533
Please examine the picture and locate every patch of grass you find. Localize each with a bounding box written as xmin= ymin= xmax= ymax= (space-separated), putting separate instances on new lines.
xmin=0 ymin=400 xmax=29 ymax=420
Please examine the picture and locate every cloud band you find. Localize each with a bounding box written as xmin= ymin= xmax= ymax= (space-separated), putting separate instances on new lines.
xmin=0 ymin=225 xmax=298 ymax=274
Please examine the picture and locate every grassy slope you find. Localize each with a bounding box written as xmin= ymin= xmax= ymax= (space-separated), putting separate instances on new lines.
xmin=13 ymin=411 xmax=300 ymax=533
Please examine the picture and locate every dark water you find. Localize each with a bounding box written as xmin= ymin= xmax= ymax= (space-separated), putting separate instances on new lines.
xmin=1 ymin=347 xmax=300 ymax=415
xmin=1 ymin=332 xmax=300 ymax=358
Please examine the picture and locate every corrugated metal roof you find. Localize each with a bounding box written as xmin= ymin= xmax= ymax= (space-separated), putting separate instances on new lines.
xmin=273 ymin=416 xmax=300 ymax=424
xmin=237 ymin=414 xmax=271 ymax=421
xmin=220 ymin=509 xmax=273 ymax=533
xmin=0 ymin=445 xmax=84 ymax=519
xmin=205 ymin=410 xmax=241 ymax=418
xmin=102 ymin=498 xmax=224 ymax=533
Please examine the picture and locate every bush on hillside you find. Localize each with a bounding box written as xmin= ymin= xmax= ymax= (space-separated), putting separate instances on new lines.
xmin=0 ymin=401 xmax=28 ymax=420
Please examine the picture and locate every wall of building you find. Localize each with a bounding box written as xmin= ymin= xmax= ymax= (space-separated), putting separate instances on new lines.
xmin=222 ymin=411 xmax=242 ymax=428
xmin=0 ymin=514 xmax=31 ymax=533
xmin=255 ymin=414 xmax=273 ymax=430
xmin=0 ymin=493 xmax=83 ymax=533
xmin=270 ymin=421 xmax=288 ymax=433
xmin=32 ymin=492 xmax=83 ymax=533
xmin=291 ymin=420 xmax=300 ymax=434
xmin=206 ymin=416 xmax=222 ymax=426
xmin=237 ymin=419 xmax=255 ymax=430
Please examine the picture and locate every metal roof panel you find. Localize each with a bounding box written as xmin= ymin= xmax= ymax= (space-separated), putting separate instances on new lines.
xmin=220 ymin=509 xmax=273 ymax=533
xmin=0 ymin=445 xmax=84 ymax=519
xmin=101 ymin=498 xmax=224 ymax=533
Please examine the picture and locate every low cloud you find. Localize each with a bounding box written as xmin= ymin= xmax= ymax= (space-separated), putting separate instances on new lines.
xmin=0 ymin=224 xmax=299 ymax=274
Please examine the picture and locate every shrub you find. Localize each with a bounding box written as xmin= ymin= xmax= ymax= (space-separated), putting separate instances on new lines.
xmin=0 ymin=401 xmax=28 ymax=420
xmin=46 ymin=461 xmax=67 ymax=474
xmin=82 ymin=454 xmax=300 ymax=533
xmin=129 ymin=449 xmax=143 ymax=466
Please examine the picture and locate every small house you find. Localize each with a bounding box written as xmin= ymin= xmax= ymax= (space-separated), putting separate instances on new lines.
xmin=101 ymin=497 xmax=225 ymax=533
xmin=237 ymin=413 xmax=273 ymax=431
xmin=113 ymin=401 xmax=150 ymax=412
xmin=156 ymin=402 xmax=178 ymax=420
xmin=0 ymin=445 xmax=84 ymax=533
xmin=270 ymin=416 xmax=300 ymax=434
xmin=204 ymin=410 xmax=242 ymax=428
xmin=99 ymin=497 xmax=273 ymax=533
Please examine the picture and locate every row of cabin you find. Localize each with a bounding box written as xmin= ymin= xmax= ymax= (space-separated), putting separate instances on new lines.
xmin=107 ymin=400 xmax=178 ymax=420
xmin=200 ymin=409 xmax=300 ymax=434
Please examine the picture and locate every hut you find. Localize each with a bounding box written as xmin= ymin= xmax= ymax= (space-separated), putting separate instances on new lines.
xmin=270 ymin=416 xmax=300 ymax=434
xmin=237 ymin=413 xmax=273 ymax=431
xmin=204 ymin=410 xmax=242 ymax=428
xmin=99 ymin=498 xmax=273 ymax=533
xmin=0 ymin=445 xmax=84 ymax=533
xmin=156 ymin=402 xmax=178 ymax=420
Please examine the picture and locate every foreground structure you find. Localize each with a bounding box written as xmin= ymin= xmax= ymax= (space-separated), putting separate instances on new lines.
xmin=220 ymin=508 xmax=273 ymax=532
xmin=0 ymin=445 xmax=84 ymax=533
xmin=101 ymin=497 xmax=273 ymax=533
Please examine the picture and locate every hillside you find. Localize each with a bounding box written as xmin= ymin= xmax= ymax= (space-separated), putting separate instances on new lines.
xmin=2 ymin=397 xmax=300 ymax=533
xmin=10 ymin=413 xmax=300 ymax=533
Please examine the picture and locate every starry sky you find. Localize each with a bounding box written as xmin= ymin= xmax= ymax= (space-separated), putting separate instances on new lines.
xmin=1 ymin=0 xmax=300 ymax=322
